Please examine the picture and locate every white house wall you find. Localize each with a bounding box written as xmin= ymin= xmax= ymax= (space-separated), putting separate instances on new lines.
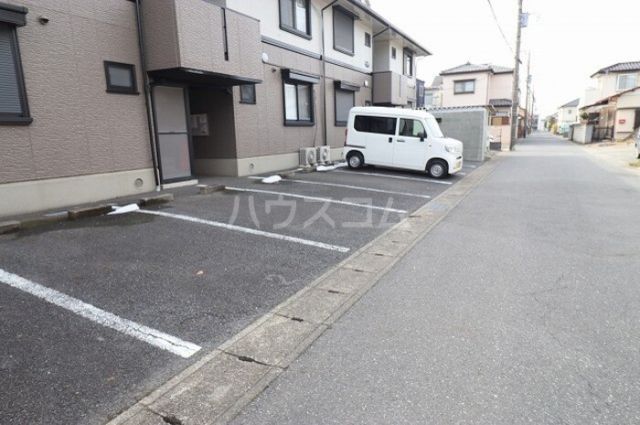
xmin=488 ymin=73 xmax=512 ymax=101
xmin=441 ymin=72 xmax=490 ymax=108
xmin=225 ymin=0 xmax=324 ymax=55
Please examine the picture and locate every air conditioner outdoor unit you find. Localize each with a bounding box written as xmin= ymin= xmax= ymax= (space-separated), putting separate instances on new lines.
xmin=299 ymin=148 xmax=318 ymax=167
xmin=316 ymin=146 xmax=331 ymax=164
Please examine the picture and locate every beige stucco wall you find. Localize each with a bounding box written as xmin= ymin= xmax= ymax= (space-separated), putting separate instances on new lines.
xmin=231 ymin=43 xmax=324 ymax=160
xmin=593 ymin=72 xmax=640 ymax=100
xmin=614 ymin=109 xmax=637 ymax=139
xmin=488 ymin=73 xmax=513 ymax=101
xmin=616 ymin=90 xmax=640 ymax=109
xmin=441 ymin=72 xmax=490 ymax=107
xmin=224 ymin=43 xmax=370 ymax=164
xmin=143 ymin=0 xmax=262 ymax=81
xmin=0 ymin=0 xmax=152 ymax=186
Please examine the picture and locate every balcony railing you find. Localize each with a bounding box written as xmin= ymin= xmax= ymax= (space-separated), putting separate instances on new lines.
xmin=373 ymin=71 xmax=410 ymax=106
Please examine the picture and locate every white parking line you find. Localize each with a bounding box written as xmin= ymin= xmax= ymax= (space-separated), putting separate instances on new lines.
xmin=226 ymin=186 xmax=407 ymax=214
xmin=332 ymin=170 xmax=453 ymax=185
xmin=0 ymin=268 xmax=201 ymax=358
xmin=137 ymin=209 xmax=350 ymax=253
xmin=247 ymin=176 xmax=431 ymax=199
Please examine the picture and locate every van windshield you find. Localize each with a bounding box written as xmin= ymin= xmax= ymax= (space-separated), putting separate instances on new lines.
xmin=425 ymin=116 xmax=444 ymax=138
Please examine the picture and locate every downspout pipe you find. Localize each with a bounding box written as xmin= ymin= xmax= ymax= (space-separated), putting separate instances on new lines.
xmin=134 ymin=0 xmax=161 ymax=189
xmin=320 ymin=1 xmax=339 ymax=147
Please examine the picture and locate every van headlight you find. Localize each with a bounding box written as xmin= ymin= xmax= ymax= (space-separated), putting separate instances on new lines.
xmin=445 ymin=144 xmax=459 ymax=154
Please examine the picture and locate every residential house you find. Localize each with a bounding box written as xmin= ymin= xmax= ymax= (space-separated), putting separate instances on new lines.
xmin=423 ymin=75 xmax=443 ymax=108
xmin=556 ymin=98 xmax=579 ymax=137
xmin=580 ymin=61 xmax=640 ymax=141
xmin=0 ymin=0 xmax=429 ymax=217
xmin=439 ymin=62 xmax=522 ymax=150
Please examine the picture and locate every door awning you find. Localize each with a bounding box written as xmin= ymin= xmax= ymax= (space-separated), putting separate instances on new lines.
xmin=282 ymin=69 xmax=321 ymax=84
xmin=0 ymin=2 xmax=27 ymax=26
xmin=334 ymin=80 xmax=361 ymax=92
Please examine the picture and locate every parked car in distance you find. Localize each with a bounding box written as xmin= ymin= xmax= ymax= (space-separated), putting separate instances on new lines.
xmin=344 ymin=107 xmax=463 ymax=179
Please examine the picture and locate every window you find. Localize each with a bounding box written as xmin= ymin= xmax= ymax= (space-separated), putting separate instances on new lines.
xmin=454 ymin=79 xmax=475 ymax=94
xmin=399 ymin=119 xmax=426 ymax=138
xmin=104 ymin=61 xmax=138 ymax=94
xmin=364 ymin=32 xmax=371 ymax=48
xmin=279 ymin=0 xmax=311 ymax=39
xmin=335 ymin=88 xmax=354 ymax=126
xmin=240 ymin=84 xmax=256 ymax=104
xmin=0 ymin=22 xmax=30 ymax=124
xmin=424 ymin=92 xmax=434 ymax=106
xmin=403 ymin=50 xmax=414 ymax=76
xmin=391 ymin=47 xmax=397 ymax=60
xmin=333 ymin=7 xmax=354 ymax=56
xmin=616 ymin=73 xmax=637 ymax=91
xmin=354 ymin=115 xmax=397 ymax=135
xmin=284 ymin=82 xmax=313 ymax=125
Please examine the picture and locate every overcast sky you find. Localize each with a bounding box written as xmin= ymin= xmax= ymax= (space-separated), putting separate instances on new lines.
xmin=369 ymin=0 xmax=640 ymax=116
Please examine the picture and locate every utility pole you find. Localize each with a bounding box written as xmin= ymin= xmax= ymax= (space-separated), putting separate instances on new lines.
xmin=523 ymin=51 xmax=531 ymax=138
xmin=509 ymin=0 xmax=523 ymax=150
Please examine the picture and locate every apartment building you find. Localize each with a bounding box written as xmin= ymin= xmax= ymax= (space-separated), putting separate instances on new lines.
xmin=0 ymin=0 xmax=429 ymax=217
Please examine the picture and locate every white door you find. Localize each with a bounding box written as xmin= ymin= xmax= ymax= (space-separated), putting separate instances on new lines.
xmin=153 ymin=86 xmax=192 ymax=182
xmin=393 ymin=118 xmax=428 ymax=170
xmin=354 ymin=115 xmax=396 ymax=166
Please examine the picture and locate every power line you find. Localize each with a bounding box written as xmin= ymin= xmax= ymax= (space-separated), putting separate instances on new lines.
xmin=486 ymin=0 xmax=514 ymax=55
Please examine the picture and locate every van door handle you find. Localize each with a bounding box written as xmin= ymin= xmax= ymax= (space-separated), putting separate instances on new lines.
xmin=388 ymin=137 xmax=393 ymax=143
xmin=397 ymin=139 xmax=406 ymax=143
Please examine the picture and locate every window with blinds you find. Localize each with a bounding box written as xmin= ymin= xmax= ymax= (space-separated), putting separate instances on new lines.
xmin=0 ymin=22 xmax=29 ymax=123
xmin=333 ymin=7 xmax=354 ymax=56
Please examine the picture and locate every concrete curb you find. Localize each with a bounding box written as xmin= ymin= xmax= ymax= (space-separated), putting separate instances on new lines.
xmin=107 ymin=157 xmax=504 ymax=425
xmin=139 ymin=193 xmax=175 ymax=206
xmin=0 ymin=194 xmax=176 ymax=236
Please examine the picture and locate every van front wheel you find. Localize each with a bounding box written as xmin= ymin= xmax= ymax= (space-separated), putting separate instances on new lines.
xmin=427 ymin=160 xmax=448 ymax=179
xmin=347 ymin=152 xmax=364 ymax=169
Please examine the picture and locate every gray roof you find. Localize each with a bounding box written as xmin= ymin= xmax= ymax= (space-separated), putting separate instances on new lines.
xmin=429 ymin=75 xmax=442 ymax=88
xmin=591 ymin=61 xmax=640 ymax=77
xmin=559 ymin=98 xmax=579 ymax=108
xmin=489 ymin=98 xmax=512 ymax=107
xmin=440 ymin=63 xmax=513 ymax=76
xmin=344 ymin=0 xmax=431 ymax=56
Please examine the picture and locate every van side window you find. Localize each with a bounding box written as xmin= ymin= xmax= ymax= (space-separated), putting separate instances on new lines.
xmin=399 ymin=119 xmax=426 ymax=138
xmin=354 ymin=115 xmax=397 ymax=135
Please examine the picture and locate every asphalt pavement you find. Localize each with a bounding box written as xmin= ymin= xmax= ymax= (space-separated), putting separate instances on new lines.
xmin=0 ymin=160 xmax=476 ymax=424
xmin=231 ymin=133 xmax=640 ymax=425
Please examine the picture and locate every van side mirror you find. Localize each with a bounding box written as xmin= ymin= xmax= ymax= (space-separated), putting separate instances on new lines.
xmin=419 ymin=132 xmax=427 ymax=142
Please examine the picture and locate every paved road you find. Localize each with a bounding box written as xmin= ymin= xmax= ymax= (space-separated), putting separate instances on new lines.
xmin=0 ymin=160 xmax=475 ymax=424
xmin=232 ymin=133 xmax=640 ymax=425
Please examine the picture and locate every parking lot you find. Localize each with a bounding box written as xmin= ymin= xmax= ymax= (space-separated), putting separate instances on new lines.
xmin=0 ymin=162 xmax=479 ymax=425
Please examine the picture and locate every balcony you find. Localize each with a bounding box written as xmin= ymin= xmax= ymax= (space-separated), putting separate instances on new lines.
xmin=142 ymin=0 xmax=262 ymax=85
xmin=373 ymin=71 xmax=411 ymax=106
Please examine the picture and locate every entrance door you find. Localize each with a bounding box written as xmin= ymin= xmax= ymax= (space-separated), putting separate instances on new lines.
xmin=153 ymin=85 xmax=193 ymax=182
xmin=393 ymin=118 xmax=427 ymax=170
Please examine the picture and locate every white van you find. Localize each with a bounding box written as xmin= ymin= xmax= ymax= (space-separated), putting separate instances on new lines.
xmin=344 ymin=107 xmax=463 ymax=179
